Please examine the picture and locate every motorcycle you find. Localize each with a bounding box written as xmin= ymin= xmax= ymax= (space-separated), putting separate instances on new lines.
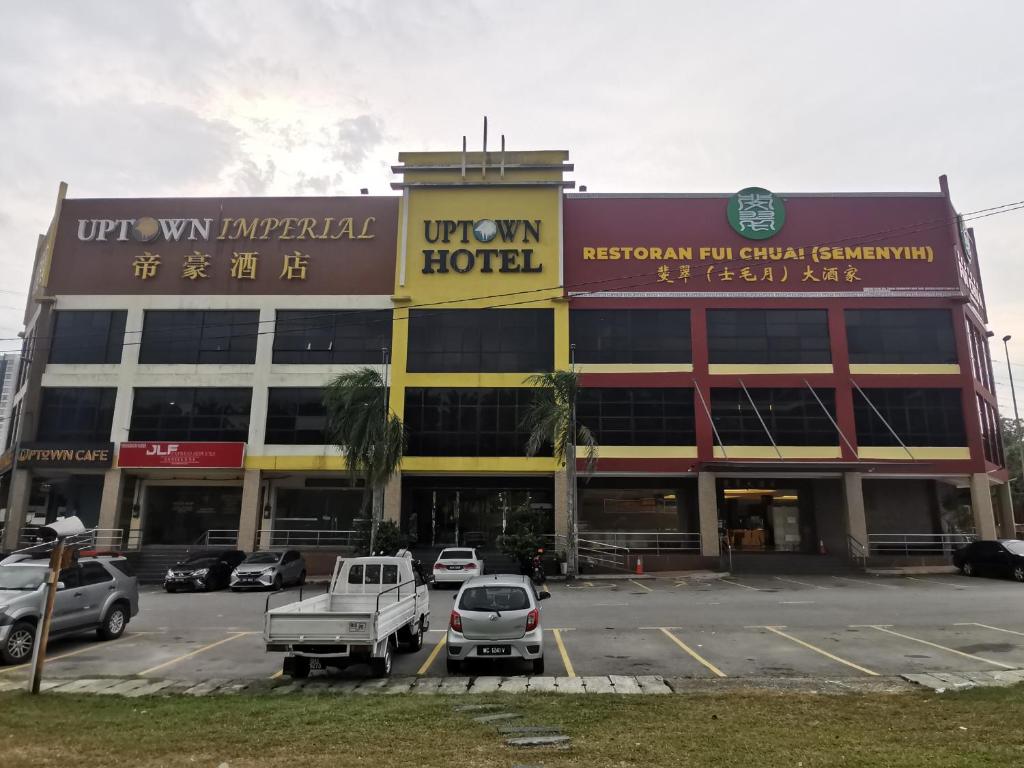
xmin=528 ymin=548 xmax=546 ymax=586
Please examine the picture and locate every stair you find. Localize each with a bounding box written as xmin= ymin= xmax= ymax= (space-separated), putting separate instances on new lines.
xmin=128 ymin=545 xmax=214 ymax=584
xmin=726 ymin=552 xmax=860 ymax=575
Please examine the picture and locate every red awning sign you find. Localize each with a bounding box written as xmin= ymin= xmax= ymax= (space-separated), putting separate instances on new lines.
xmin=117 ymin=442 xmax=246 ymax=469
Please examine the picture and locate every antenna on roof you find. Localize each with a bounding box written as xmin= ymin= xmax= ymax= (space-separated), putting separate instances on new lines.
xmin=500 ymin=134 xmax=506 ymax=179
xmin=482 ymin=116 xmax=488 ymax=180
xmin=461 ymin=136 xmax=467 ymax=180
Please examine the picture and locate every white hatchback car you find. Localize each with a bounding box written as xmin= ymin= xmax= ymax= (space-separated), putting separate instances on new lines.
xmin=432 ymin=548 xmax=484 ymax=586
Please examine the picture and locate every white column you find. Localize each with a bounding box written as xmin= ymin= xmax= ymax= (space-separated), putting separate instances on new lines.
xmin=237 ymin=469 xmax=262 ymax=551
xmin=698 ymin=471 xmax=720 ymax=557
xmin=843 ymin=472 xmax=868 ymax=555
xmin=970 ymin=472 xmax=998 ymax=540
xmin=995 ymin=481 xmax=1017 ymax=539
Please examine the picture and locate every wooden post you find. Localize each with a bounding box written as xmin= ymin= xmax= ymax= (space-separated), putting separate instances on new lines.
xmin=29 ymin=539 xmax=65 ymax=694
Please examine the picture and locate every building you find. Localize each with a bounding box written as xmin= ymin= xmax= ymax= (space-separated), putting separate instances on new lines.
xmin=0 ymin=145 xmax=1014 ymax=572
xmin=0 ymin=353 xmax=18 ymax=450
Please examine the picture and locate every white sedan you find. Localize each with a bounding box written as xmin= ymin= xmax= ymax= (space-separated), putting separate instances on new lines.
xmin=432 ymin=548 xmax=484 ymax=586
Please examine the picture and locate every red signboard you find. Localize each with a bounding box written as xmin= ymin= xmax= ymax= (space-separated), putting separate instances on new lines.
xmin=563 ymin=194 xmax=963 ymax=296
xmin=117 ymin=442 xmax=246 ymax=469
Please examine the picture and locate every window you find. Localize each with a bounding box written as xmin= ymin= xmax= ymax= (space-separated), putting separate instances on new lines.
xmin=139 ymin=310 xmax=259 ymax=364
xmin=129 ymin=388 xmax=252 ymax=442
xmin=707 ymin=309 xmax=831 ymax=364
xmin=265 ymin=388 xmax=327 ymax=445
xmin=347 ymin=564 xmax=363 ymax=584
xmin=80 ymin=562 xmax=113 ymax=585
xmin=58 ymin=567 xmax=81 ymax=589
xmin=109 ymin=560 xmax=135 ymax=578
xmin=273 ymin=310 xmax=392 ymax=364
xmin=459 ymin=586 xmax=531 ymax=612
xmin=404 ymin=388 xmax=543 ymax=456
xmin=576 ymin=388 xmax=695 ymax=445
xmin=570 ymin=309 xmax=691 ymax=364
xmin=49 ymin=311 xmax=126 ymax=364
xmin=36 ymin=388 xmax=116 ymax=442
xmin=406 ymin=309 xmax=553 ymax=372
xmin=382 ymin=564 xmax=398 ymax=584
xmin=711 ymin=388 xmax=839 ymax=445
xmin=854 ymin=388 xmax=966 ymax=447
xmin=845 ymin=309 xmax=956 ymax=365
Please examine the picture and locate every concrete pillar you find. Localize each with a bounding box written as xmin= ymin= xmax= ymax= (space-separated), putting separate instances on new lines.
xmin=383 ymin=472 xmax=402 ymax=524
xmin=127 ymin=481 xmax=144 ymax=550
xmin=970 ymin=472 xmax=998 ymax=540
xmin=698 ymin=471 xmax=720 ymax=557
xmin=995 ymin=481 xmax=1017 ymax=539
xmin=1 ymin=469 xmax=31 ymax=551
xmin=97 ymin=469 xmax=124 ymax=533
xmin=554 ymin=469 xmax=568 ymax=543
xmin=258 ymin=481 xmax=273 ymax=550
xmin=237 ymin=470 xmax=262 ymax=551
xmin=843 ymin=472 xmax=868 ymax=556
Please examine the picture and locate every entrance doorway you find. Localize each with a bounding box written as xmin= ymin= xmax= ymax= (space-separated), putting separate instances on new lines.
xmin=718 ymin=479 xmax=819 ymax=553
xmin=142 ymin=485 xmax=242 ymax=545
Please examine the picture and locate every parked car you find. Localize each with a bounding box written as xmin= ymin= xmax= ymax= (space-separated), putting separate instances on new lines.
xmin=0 ymin=554 xmax=140 ymax=665
xmin=164 ymin=549 xmax=246 ymax=592
xmin=446 ymin=574 xmax=549 ymax=675
xmin=432 ymin=547 xmax=484 ymax=586
xmin=231 ymin=550 xmax=306 ymax=591
xmin=953 ymin=539 xmax=1024 ymax=582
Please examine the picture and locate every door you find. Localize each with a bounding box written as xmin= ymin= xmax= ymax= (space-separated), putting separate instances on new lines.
xmin=77 ymin=562 xmax=115 ymax=627
xmin=282 ymin=551 xmax=301 ymax=584
xmin=51 ymin=566 xmax=85 ymax=633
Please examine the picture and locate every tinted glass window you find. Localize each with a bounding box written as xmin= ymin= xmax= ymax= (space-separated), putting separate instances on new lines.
xmin=58 ymin=567 xmax=81 ymax=589
xmin=139 ymin=310 xmax=259 ymax=364
xmin=79 ymin=562 xmax=114 ymax=585
xmin=36 ymin=388 xmax=116 ymax=442
xmin=50 ymin=311 xmax=127 ymax=364
xmin=571 ymin=309 xmax=691 ymax=364
xmin=109 ymin=560 xmax=135 ymax=577
xmin=407 ymin=309 xmax=553 ymax=372
xmin=347 ymin=564 xmax=364 ymax=584
xmin=404 ymin=388 xmax=545 ymax=457
xmin=577 ymin=388 xmax=695 ymax=445
xmin=265 ymin=388 xmax=327 ymax=444
xmin=845 ymin=309 xmax=957 ymax=365
xmin=441 ymin=550 xmax=475 ymax=560
xmin=1003 ymin=541 xmax=1024 ymax=556
xmin=363 ymin=564 xmax=381 ymax=584
xmin=129 ymin=388 xmax=251 ymax=442
xmin=459 ymin=586 xmax=531 ymax=612
xmin=707 ymin=309 xmax=831 ymax=364
xmin=382 ymin=564 xmax=398 ymax=584
xmin=854 ymin=388 xmax=966 ymax=447
xmin=711 ymin=388 xmax=839 ymax=445
xmin=245 ymin=552 xmax=280 ymax=564
xmin=273 ymin=310 xmax=392 ymax=364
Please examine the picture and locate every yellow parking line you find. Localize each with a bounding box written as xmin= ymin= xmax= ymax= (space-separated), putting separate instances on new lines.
xmin=759 ymin=626 xmax=878 ymax=676
xmin=0 ymin=637 xmax=133 ymax=675
xmin=659 ymin=628 xmax=726 ymax=678
xmin=552 ymin=629 xmax=575 ymax=677
xmin=630 ymin=579 xmax=654 ymax=593
xmin=269 ymin=669 xmax=284 ymax=680
xmin=956 ymin=622 xmax=1024 ymax=638
xmin=867 ymin=625 xmax=1016 ymax=669
xmin=138 ymin=632 xmax=250 ymax=677
xmin=775 ymin=576 xmax=830 ymax=590
xmin=417 ymin=634 xmax=446 ymax=676
xmin=721 ymin=578 xmax=760 ymax=591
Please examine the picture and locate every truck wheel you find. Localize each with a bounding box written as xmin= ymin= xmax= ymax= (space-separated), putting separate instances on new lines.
xmin=289 ymin=656 xmax=310 ymax=679
xmin=1 ymin=621 xmax=36 ymax=665
xmin=97 ymin=602 xmax=129 ymax=641
xmin=408 ymin=620 xmax=424 ymax=652
xmin=532 ymin=656 xmax=545 ymax=675
xmin=371 ymin=641 xmax=393 ymax=677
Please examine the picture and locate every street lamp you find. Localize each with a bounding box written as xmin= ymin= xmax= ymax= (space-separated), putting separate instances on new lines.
xmin=1002 ymin=335 xmax=1024 ymax=528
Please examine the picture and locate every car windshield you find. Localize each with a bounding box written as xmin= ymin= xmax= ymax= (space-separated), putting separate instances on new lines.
xmin=459 ymin=586 xmax=530 ymax=612
xmin=181 ymin=559 xmax=217 ymax=568
xmin=244 ymin=553 xmax=280 ymax=564
xmin=1004 ymin=541 xmax=1024 ymax=555
xmin=441 ymin=550 xmax=474 ymax=560
xmin=0 ymin=565 xmax=48 ymax=590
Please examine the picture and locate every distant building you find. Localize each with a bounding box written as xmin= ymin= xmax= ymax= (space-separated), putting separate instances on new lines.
xmin=0 ymin=353 xmax=18 ymax=449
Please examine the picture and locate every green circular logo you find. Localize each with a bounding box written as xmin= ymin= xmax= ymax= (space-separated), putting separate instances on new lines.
xmin=727 ymin=187 xmax=785 ymax=240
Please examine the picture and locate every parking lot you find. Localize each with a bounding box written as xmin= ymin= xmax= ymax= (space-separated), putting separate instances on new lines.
xmin=3 ymin=572 xmax=1024 ymax=685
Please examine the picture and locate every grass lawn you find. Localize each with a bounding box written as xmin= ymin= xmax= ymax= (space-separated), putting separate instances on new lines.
xmin=1 ymin=687 xmax=1023 ymax=767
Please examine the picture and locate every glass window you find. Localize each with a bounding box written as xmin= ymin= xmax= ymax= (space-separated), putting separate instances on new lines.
xmin=36 ymin=388 xmax=117 ymax=442
xmin=404 ymin=388 xmax=544 ymax=457
xmin=459 ymin=586 xmax=530 ymax=612
xmin=363 ymin=564 xmax=381 ymax=584
xmin=711 ymin=388 xmax=839 ymax=445
xmin=407 ymin=309 xmax=553 ymax=372
xmin=347 ymin=564 xmax=364 ymax=584
xmin=854 ymin=388 xmax=966 ymax=447
xmin=265 ymin=388 xmax=327 ymax=445
xmin=79 ymin=562 xmax=113 ymax=585
xmin=845 ymin=309 xmax=956 ymax=365
xmin=707 ymin=309 xmax=831 ymax=364
xmin=139 ymin=310 xmax=259 ymax=364
xmin=382 ymin=564 xmax=398 ymax=584
xmin=129 ymin=388 xmax=252 ymax=442
xmin=58 ymin=567 xmax=81 ymax=589
xmin=576 ymin=388 xmax=695 ymax=445
xmin=570 ymin=309 xmax=691 ymax=364
xmin=273 ymin=310 xmax=392 ymax=364
xmin=49 ymin=311 xmax=127 ymax=364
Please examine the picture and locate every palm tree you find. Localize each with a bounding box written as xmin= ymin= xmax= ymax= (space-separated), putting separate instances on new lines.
xmin=323 ymin=367 xmax=405 ymax=554
xmin=522 ymin=369 xmax=598 ymax=578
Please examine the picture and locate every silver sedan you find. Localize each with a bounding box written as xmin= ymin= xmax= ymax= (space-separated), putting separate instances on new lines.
xmin=230 ymin=550 xmax=307 ymax=591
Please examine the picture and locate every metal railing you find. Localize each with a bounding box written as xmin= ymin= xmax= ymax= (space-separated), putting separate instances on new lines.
xmin=847 ymin=534 xmax=868 ymax=567
xmin=17 ymin=527 xmax=124 ymax=551
xmin=259 ymin=528 xmax=358 ymax=549
xmin=577 ymin=537 xmax=630 ymax=571
xmin=867 ymin=532 xmax=975 ymax=557
xmin=576 ymin=531 xmax=702 ymax=553
xmin=193 ymin=530 xmax=240 ymax=547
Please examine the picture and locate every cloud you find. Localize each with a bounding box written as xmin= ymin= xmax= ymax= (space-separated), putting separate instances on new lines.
xmin=331 ymin=115 xmax=386 ymax=168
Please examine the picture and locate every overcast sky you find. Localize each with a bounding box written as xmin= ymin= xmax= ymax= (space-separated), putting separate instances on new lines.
xmin=1 ymin=1 xmax=1023 ymax=409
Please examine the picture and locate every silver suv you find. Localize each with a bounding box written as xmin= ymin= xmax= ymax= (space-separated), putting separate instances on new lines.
xmin=446 ymin=574 xmax=550 ymax=675
xmin=0 ymin=555 xmax=140 ymax=665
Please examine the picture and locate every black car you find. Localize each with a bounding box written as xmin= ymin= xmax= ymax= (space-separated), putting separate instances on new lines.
xmin=953 ymin=540 xmax=1024 ymax=582
xmin=164 ymin=549 xmax=247 ymax=592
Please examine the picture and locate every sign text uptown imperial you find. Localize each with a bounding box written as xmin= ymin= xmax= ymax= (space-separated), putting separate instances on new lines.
xmin=421 ymin=218 xmax=543 ymax=274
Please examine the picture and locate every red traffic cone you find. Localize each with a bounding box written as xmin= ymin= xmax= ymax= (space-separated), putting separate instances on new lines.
xmin=818 ymin=539 xmax=828 ymax=555
xmin=635 ymin=555 xmax=644 ymax=575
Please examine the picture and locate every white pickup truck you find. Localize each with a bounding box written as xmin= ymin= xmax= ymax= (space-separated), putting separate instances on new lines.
xmin=264 ymin=552 xmax=430 ymax=678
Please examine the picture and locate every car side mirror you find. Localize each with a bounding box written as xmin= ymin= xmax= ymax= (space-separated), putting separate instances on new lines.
xmin=56 ymin=582 xmax=66 ymax=591
xmin=538 ymin=591 xmax=551 ymax=600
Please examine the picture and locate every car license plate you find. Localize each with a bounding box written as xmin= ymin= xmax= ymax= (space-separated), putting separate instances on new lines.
xmin=478 ymin=645 xmax=511 ymax=656
xmin=447 ymin=565 xmax=463 ymax=570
